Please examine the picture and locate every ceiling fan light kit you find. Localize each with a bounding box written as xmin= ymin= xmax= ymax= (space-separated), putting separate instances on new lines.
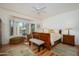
xmin=32 ymin=4 xmax=46 ymax=15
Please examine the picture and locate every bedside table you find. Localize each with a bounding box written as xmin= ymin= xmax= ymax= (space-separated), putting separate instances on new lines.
xmin=63 ymin=35 xmax=75 ymax=46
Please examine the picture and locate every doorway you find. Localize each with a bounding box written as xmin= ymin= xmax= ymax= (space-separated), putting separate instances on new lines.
xmin=0 ymin=19 xmax=2 ymax=48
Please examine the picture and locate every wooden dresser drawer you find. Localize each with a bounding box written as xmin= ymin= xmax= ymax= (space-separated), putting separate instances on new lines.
xmin=63 ymin=35 xmax=75 ymax=46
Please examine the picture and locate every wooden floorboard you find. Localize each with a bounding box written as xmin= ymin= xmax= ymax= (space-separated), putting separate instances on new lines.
xmin=0 ymin=42 xmax=78 ymax=56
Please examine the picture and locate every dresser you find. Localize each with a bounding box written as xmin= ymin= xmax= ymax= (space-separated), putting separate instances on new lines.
xmin=63 ymin=35 xmax=75 ymax=46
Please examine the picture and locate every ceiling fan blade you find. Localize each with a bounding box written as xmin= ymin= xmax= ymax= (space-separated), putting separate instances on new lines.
xmin=32 ymin=7 xmax=39 ymax=11
xmin=40 ymin=6 xmax=46 ymax=10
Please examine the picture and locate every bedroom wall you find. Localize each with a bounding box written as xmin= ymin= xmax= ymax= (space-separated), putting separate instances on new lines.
xmin=0 ymin=8 xmax=41 ymax=45
xmin=42 ymin=10 xmax=79 ymax=45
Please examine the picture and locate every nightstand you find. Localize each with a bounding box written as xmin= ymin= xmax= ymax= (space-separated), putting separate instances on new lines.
xmin=63 ymin=35 xmax=75 ymax=46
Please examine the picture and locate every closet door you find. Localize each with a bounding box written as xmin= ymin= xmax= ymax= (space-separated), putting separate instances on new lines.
xmin=0 ymin=19 xmax=2 ymax=48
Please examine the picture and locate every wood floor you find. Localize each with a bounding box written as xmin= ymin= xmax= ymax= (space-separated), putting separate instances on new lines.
xmin=76 ymin=45 xmax=79 ymax=56
xmin=0 ymin=42 xmax=56 ymax=56
xmin=28 ymin=43 xmax=55 ymax=56
xmin=0 ymin=42 xmax=79 ymax=56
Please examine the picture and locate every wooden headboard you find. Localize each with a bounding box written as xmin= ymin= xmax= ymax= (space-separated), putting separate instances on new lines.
xmin=32 ymin=32 xmax=51 ymax=50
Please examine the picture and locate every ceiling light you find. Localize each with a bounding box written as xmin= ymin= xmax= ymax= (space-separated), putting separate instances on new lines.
xmin=32 ymin=4 xmax=46 ymax=15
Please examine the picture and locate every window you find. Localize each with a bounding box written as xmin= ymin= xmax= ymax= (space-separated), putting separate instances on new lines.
xmin=9 ymin=20 xmax=29 ymax=36
xmin=31 ymin=24 xmax=35 ymax=32
xmin=9 ymin=20 xmax=14 ymax=36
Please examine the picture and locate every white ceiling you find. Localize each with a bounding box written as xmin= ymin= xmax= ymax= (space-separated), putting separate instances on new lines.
xmin=0 ymin=3 xmax=79 ymax=20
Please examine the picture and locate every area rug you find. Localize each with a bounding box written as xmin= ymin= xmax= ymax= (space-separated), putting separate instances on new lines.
xmin=0 ymin=43 xmax=77 ymax=56
xmin=52 ymin=43 xmax=77 ymax=56
xmin=5 ymin=44 xmax=36 ymax=56
xmin=1 ymin=43 xmax=55 ymax=56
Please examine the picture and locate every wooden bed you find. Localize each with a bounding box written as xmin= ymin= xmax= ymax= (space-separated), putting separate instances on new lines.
xmin=28 ymin=32 xmax=62 ymax=50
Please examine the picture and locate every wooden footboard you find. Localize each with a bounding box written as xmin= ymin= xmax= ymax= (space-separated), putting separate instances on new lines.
xmin=32 ymin=32 xmax=51 ymax=50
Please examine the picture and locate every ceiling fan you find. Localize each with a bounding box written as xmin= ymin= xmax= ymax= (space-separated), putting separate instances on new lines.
xmin=32 ymin=5 xmax=46 ymax=14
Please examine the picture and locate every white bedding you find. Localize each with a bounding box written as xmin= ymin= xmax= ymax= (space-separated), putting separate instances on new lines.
xmin=54 ymin=33 xmax=61 ymax=41
xmin=50 ymin=32 xmax=62 ymax=46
